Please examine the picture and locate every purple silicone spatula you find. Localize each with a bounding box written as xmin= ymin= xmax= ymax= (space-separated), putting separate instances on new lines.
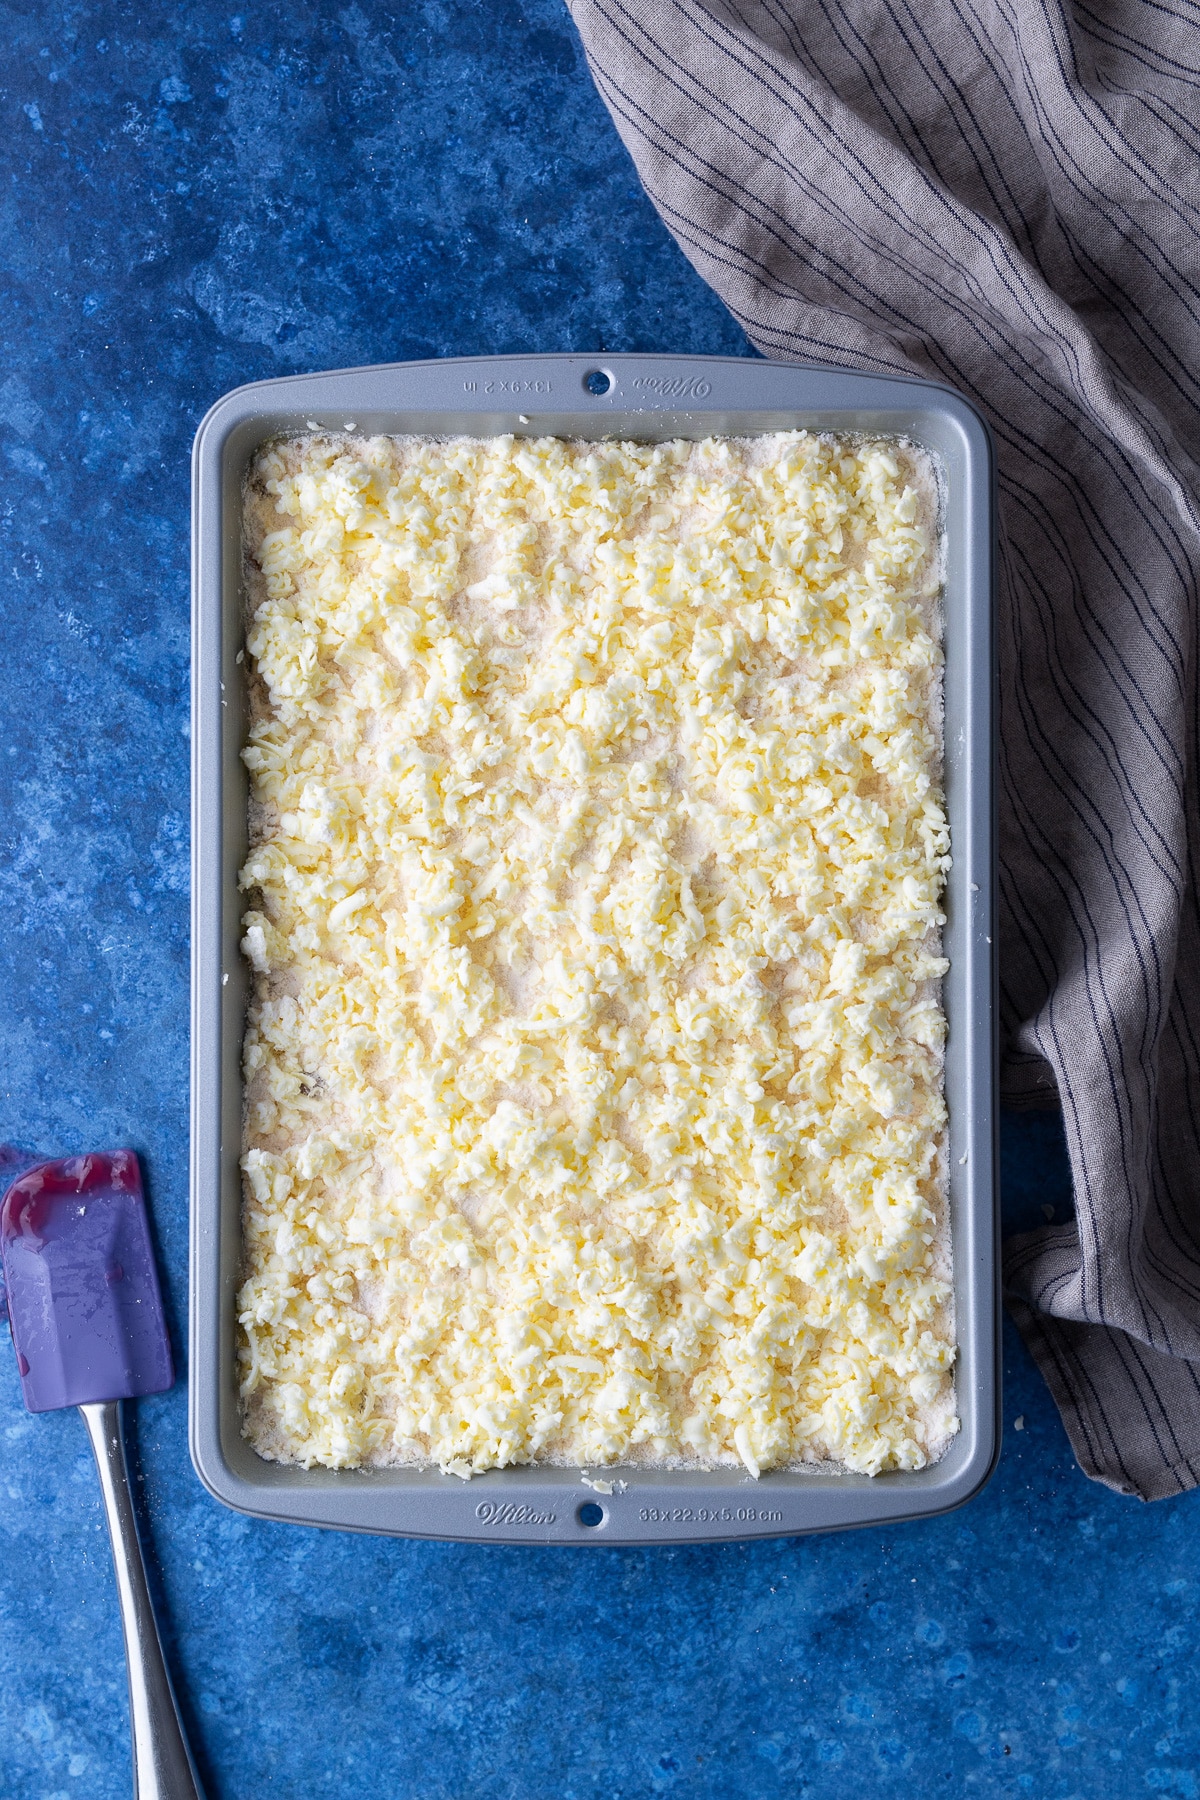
xmin=1 ymin=1149 xmax=204 ymax=1800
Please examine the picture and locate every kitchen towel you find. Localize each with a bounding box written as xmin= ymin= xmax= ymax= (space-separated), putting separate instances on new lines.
xmin=568 ymin=0 xmax=1200 ymax=1498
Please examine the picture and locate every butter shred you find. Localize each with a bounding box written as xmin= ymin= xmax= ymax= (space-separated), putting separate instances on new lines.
xmin=237 ymin=430 xmax=956 ymax=1479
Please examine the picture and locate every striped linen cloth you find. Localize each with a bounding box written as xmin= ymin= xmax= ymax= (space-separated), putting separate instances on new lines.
xmin=568 ymin=0 xmax=1200 ymax=1499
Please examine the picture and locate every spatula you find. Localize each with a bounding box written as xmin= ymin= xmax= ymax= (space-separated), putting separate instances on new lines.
xmin=0 ymin=1149 xmax=204 ymax=1799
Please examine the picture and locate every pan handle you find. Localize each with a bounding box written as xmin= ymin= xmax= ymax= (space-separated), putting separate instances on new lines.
xmin=80 ymin=1401 xmax=205 ymax=1800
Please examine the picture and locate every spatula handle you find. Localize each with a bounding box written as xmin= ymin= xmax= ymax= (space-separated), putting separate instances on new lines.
xmin=80 ymin=1402 xmax=205 ymax=1800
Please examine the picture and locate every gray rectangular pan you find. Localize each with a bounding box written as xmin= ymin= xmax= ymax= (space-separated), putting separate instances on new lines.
xmin=191 ymin=352 xmax=997 ymax=1545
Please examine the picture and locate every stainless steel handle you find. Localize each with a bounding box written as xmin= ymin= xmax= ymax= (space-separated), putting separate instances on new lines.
xmin=80 ymin=1402 xmax=205 ymax=1800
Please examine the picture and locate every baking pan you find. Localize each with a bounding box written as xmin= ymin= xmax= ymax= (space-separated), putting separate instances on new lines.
xmin=191 ymin=353 xmax=996 ymax=1545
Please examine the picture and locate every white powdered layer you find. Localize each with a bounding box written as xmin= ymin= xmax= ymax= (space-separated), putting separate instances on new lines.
xmin=237 ymin=431 xmax=955 ymax=1479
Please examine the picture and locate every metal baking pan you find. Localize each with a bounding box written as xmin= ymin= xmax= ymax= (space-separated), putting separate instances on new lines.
xmin=191 ymin=352 xmax=997 ymax=1545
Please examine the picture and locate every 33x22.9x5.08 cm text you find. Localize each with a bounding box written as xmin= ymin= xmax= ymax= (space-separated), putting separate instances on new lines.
xmin=639 ymin=1506 xmax=785 ymax=1525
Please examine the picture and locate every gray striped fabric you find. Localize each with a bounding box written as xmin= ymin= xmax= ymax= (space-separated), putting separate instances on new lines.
xmin=567 ymin=0 xmax=1200 ymax=1500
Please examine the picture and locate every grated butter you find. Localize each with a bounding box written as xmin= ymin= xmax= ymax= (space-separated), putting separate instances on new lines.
xmin=237 ymin=430 xmax=956 ymax=1479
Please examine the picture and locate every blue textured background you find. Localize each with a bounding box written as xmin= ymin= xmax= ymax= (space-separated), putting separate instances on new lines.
xmin=2 ymin=5 xmax=1198 ymax=1797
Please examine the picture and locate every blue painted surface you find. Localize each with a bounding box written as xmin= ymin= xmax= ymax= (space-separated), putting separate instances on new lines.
xmin=1 ymin=5 xmax=1197 ymax=1796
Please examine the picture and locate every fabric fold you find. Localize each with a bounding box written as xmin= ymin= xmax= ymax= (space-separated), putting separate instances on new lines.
xmin=568 ymin=0 xmax=1200 ymax=1496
